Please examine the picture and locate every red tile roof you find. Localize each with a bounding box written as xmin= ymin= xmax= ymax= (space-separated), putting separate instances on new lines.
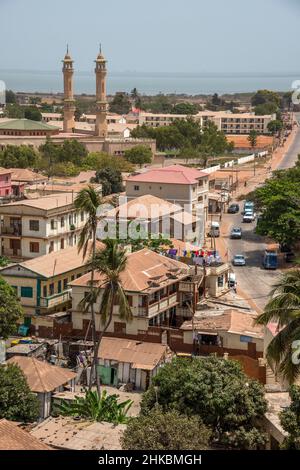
xmin=126 ymin=164 xmax=208 ymax=185
xmin=0 ymin=420 xmax=51 ymax=450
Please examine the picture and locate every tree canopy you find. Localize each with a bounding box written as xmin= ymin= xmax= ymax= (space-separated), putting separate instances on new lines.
xmin=109 ymin=92 xmax=131 ymax=115
xmin=0 ymin=363 xmax=39 ymax=422
xmin=124 ymin=145 xmax=152 ymax=167
xmin=141 ymin=356 xmax=267 ymax=449
xmin=131 ymin=119 xmax=232 ymax=155
xmin=0 ymin=277 xmax=23 ymax=339
xmin=121 ymin=408 xmax=211 ymax=450
xmin=253 ymin=158 xmax=300 ymax=246
xmin=0 ymin=144 xmax=40 ymax=169
xmin=81 ymin=152 xmax=133 ymax=172
xmin=280 ymin=385 xmax=300 ymax=449
xmin=93 ymin=168 xmax=124 ymax=196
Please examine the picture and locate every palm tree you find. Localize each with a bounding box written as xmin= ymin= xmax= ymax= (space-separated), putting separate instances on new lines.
xmin=74 ymin=185 xmax=102 ymax=392
xmin=90 ymin=239 xmax=132 ymax=384
xmin=255 ymin=270 xmax=300 ymax=384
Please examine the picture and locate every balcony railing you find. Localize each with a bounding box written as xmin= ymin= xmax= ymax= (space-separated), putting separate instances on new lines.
xmin=40 ymin=290 xmax=71 ymax=308
xmin=1 ymin=226 xmax=22 ymax=236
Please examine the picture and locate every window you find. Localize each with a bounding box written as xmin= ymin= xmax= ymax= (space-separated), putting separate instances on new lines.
xmin=63 ymin=278 xmax=68 ymax=290
xmin=126 ymin=295 xmax=133 ymax=307
xmin=71 ymin=275 xmax=75 ymax=281
xmin=43 ymin=286 xmax=47 ymax=298
xmin=29 ymin=242 xmax=39 ymax=253
xmin=60 ymin=238 xmax=65 ymax=249
xmin=49 ymin=283 xmax=54 ymax=296
xmin=21 ymin=286 xmax=33 ymax=298
xmin=218 ymin=275 xmax=224 ymax=288
xmin=29 ymin=220 xmax=39 ymax=231
xmin=49 ymin=241 xmax=54 ymax=253
xmin=61 ymin=217 xmax=65 ymax=228
xmin=50 ymin=219 xmax=56 ymax=230
xmin=134 ymin=185 xmax=139 ymax=191
xmin=58 ymin=280 xmax=62 ymax=293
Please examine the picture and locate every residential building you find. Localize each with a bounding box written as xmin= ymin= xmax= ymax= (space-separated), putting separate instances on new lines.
xmin=97 ymin=337 xmax=170 ymax=390
xmin=213 ymin=112 xmax=276 ymax=135
xmin=180 ymin=309 xmax=264 ymax=358
xmin=70 ymin=248 xmax=200 ymax=338
xmin=0 ymin=420 xmax=51 ymax=450
xmin=7 ymin=356 xmax=76 ymax=419
xmin=0 ymin=168 xmax=12 ymax=198
xmin=0 ymin=244 xmax=97 ymax=318
xmin=8 ymin=168 xmax=47 ymax=185
xmin=125 ymin=164 xmax=209 ymax=218
xmin=0 ymin=193 xmax=88 ymax=259
xmin=103 ymin=194 xmax=202 ymax=243
xmin=41 ymin=112 xmax=62 ymax=122
xmin=138 ymin=110 xmax=275 ymax=135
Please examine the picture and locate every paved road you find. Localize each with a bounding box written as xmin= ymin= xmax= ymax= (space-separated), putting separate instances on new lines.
xmin=223 ymin=209 xmax=280 ymax=312
xmin=277 ymin=126 xmax=300 ymax=169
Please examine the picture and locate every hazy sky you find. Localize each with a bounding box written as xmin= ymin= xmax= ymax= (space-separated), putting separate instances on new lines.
xmin=1 ymin=0 xmax=300 ymax=73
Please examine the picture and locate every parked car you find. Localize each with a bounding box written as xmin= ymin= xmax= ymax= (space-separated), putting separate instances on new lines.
xmin=230 ymin=227 xmax=242 ymax=239
xmin=232 ymin=254 xmax=246 ymax=266
xmin=243 ymin=211 xmax=256 ymax=223
xmin=228 ymin=203 xmax=240 ymax=214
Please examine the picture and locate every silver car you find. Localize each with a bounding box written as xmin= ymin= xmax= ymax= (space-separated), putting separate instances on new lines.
xmin=232 ymin=254 xmax=246 ymax=266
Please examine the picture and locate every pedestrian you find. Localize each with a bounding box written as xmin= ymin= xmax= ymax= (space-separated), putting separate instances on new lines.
xmin=244 ymin=181 xmax=247 ymax=187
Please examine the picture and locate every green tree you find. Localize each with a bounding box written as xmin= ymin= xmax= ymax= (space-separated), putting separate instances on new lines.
xmin=248 ymin=129 xmax=258 ymax=150
xmin=253 ymin=162 xmax=300 ymax=246
xmin=74 ymin=186 xmax=102 ymax=393
xmin=255 ymin=102 xmax=278 ymax=116
xmin=0 ymin=144 xmax=40 ymax=169
xmin=121 ymin=408 xmax=211 ymax=450
xmin=5 ymin=90 xmax=17 ymax=104
xmin=81 ymin=152 xmax=133 ymax=172
xmin=0 ymin=277 xmax=23 ymax=339
xmin=0 ymin=363 xmax=39 ymax=422
xmin=124 ymin=145 xmax=152 ymax=167
xmin=280 ymin=385 xmax=300 ymax=449
xmin=93 ymin=168 xmax=124 ymax=196
xmin=251 ymin=90 xmax=280 ymax=107
xmin=50 ymin=162 xmax=80 ymax=177
xmin=58 ymin=139 xmax=88 ymax=166
xmin=24 ymin=107 xmax=42 ymax=121
xmin=178 ymin=146 xmax=201 ymax=164
xmin=255 ymin=270 xmax=300 ymax=384
xmin=5 ymin=103 xmax=24 ymax=119
xmin=171 ymin=102 xmax=199 ymax=115
xmin=141 ymin=356 xmax=267 ymax=449
xmin=200 ymin=121 xmax=233 ymax=155
xmin=109 ymin=92 xmax=131 ymax=115
xmin=267 ymin=119 xmax=284 ymax=136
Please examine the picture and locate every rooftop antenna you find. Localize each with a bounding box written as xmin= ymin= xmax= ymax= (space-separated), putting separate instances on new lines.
xmin=99 ymin=43 xmax=102 ymax=54
xmin=66 ymin=43 xmax=69 ymax=54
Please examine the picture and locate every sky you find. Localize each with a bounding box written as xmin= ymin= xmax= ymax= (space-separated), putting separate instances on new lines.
xmin=1 ymin=0 xmax=300 ymax=74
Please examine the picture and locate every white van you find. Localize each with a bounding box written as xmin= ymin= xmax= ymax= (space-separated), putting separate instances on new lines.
xmin=208 ymin=221 xmax=220 ymax=238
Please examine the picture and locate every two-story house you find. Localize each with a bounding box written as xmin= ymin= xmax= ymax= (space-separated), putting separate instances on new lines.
xmin=0 ymin=193 xmax=88 ymax=259
xmin=125 ymin=164 xmax=209 ymax=221
xmin=70 ymin=248 xmax=202 ymax=339
xmin=0 ymin=168 xmax=12 ymax=198
xmin=103 ymin=194 xmax=203 ymax=244
xmin=0 ymin=243 xmax=97 ymax=324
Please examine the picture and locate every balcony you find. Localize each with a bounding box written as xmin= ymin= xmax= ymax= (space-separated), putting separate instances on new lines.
xmin=40 ymin=290 xmax=71 ymax=309
xmin=148 ymin=293 xmax=178 ymax=318
xmin=1 ymin=226 xmax=22 ymax=237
